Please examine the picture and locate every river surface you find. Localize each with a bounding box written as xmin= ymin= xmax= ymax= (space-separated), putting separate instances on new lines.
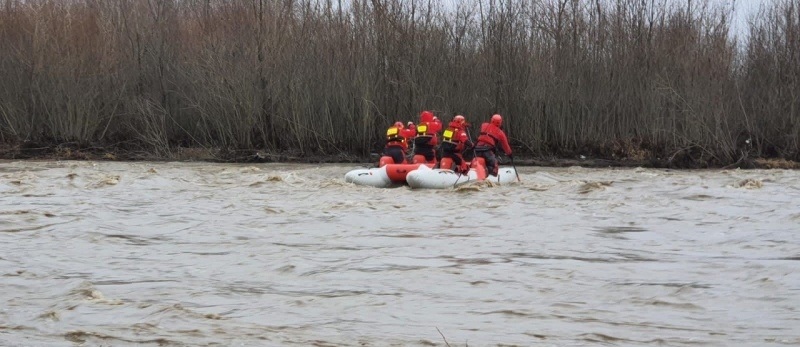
xmin=1 ymin=160 xmax=798 ymax=346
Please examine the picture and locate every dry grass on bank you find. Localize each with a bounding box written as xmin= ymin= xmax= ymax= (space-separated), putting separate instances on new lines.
xmin=754 ymin=158 xmax=800 ymax=170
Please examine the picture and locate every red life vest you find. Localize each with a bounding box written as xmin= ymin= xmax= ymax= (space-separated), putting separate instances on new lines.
xmin=386 ymin=126 xmax=408 ymax=149
xmin=476 ymin=123 xmax=498 ymax=146
xmin=476 ymin=122 xmax=512 ymax=155
xmin=442 ymin=124 xmax=470 ymax=153
xmin=416 ymin=122 xmax=433 ymax=137
xmin=414 ymin=120 xmax=442 ymax=147
xmin=442 ymin=126 xmax=459 ymax=143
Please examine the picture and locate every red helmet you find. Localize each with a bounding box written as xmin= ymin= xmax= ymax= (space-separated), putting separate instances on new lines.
xmin=394 ymin=121 xmax=404 ymax=129
xmin=453 ymin=115 xmax=465 ymax=125
xmin=491 ymin=114 xmax=502 ymax=126
xmin=420 ymin=110 xmax=434 ymax=123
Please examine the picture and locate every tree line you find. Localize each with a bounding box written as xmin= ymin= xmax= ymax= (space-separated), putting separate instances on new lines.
xmin=0 ymin=0 xmax=798 ymax=166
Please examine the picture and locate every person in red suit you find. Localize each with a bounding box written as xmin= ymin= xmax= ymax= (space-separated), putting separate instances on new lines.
xmin=411 ymin=110 xmax=442 ymax=164
xmin=439 ymin=115 xmax=472 ymax=173
xmin=383 ymin=121 xmax=416 ymax=164
xmin=474 ymin=114 xmax=512 ymax=176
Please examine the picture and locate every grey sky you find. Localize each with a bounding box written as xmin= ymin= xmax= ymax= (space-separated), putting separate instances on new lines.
xmin=344 ymin=0 xmax=768 ymax=41
xmin=438 ymin=0 xmax=767 ymax=38
xmin=724 ymin=0 xmax=765 ymax=38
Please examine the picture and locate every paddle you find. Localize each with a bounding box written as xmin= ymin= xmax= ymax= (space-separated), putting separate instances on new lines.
xmin=452 ymin=171 xmax=462 ymax=188
xmin=453 ymin=125 xmax=475 ymax=188
xmin=509 ymin=154 xmax=521 ymax=182
xmin=465 ymin=126 xmax=477 ymax=162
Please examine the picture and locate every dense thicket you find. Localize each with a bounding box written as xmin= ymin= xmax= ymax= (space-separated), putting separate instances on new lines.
xmin=0 ymin=0 xmax=797 ymax=165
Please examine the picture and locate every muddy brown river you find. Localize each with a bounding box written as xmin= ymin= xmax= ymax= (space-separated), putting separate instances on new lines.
xmin=1 ymin=160 xmax=798 ymax=346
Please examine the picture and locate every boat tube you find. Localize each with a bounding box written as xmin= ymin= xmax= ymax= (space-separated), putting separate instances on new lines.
xmin=344 ymin=162 xmax=433 ymax=188
xmin=406 ymin=165 xmax=518 ymax=189
xmin=344 ymin=166 xmax=393 ymax=188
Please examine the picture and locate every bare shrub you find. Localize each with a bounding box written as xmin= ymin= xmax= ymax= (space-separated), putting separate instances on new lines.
xmin=0 ymin=0 xmax=796 ymax=166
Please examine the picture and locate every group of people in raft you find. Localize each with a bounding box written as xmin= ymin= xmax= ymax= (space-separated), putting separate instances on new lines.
xmin=383 ymin=110 xmax=513 ymax=177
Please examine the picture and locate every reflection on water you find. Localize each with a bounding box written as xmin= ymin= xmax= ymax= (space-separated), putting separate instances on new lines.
xmin=1 ymin=161 xmax=799 ymax=346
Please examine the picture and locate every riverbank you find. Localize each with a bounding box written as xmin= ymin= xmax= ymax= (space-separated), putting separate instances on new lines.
xmin=2 ymin=141 xmax=798 ymax=170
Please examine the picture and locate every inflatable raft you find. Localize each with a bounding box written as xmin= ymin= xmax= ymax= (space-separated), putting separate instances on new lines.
xmin=344 ymin=163 xmax=432 ymax=188
xmin=345 ymin=155 xmax=519 ymax=189
xmin=406 ymin=164 xmax=518 ymax=189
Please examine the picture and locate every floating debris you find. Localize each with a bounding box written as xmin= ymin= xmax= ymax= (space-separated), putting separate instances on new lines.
xmin=733 ymin=178 xmax=763 ymax=189
xmin=38 ymin=310 xmax=60 ymax=321
xmin=90 ymin=175 xmax=120 ymax=187
xmin=578 ymin=181 xmax=613 ymax=194
xmin=527 ymin=184 xmax=551 ymax=191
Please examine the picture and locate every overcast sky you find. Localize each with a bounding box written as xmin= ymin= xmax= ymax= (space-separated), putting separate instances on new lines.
xmin=723 ymin=0 xmax=765 ymax=38
xmin=436 ymin=0 xmax=768 ymax=38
